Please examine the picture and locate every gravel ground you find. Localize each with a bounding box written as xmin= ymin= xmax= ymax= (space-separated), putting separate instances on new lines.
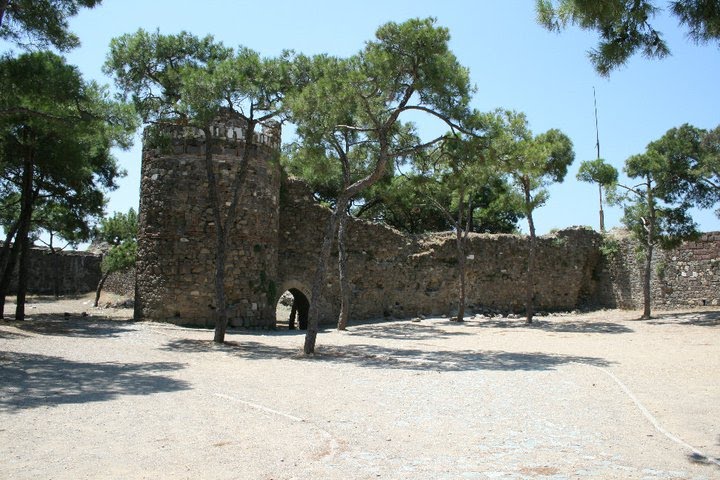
xmin=1 ymin=295 xmax=719 ymax=479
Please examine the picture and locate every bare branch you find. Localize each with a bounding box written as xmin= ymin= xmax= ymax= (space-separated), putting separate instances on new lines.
xmin=390 ymin=135 xmax=448 ymax=158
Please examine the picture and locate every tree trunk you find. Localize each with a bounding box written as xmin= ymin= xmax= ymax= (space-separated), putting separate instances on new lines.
xmin=200 ymin=132 xmax=230 ymax=343
xmin=455 ymin=227 xmax=466 ymax=322
xmin=50 ymin=241 xmax=60 ymax=299
xmin=210 ymin=123 xmax=254 ymax=342
xmin=337 ymin=206 xmax=351 ymax=330
xmin=304 ymin=202 xmax=343 ymax=354
xmin=14 ymin=151 xmax=35 ymax=321
xmin=525 ymin=210 xmax=536 ymax=324
xmin=15 ymin=228 xmax=30 ymax=321
xmin=642 ymin=241 xmax=653 ymax=320
xmin=0 ymin=223 xmax=21 ymax=319
xmin=94 ymin=271 xmax=110 ymax=307
xmin=641 ymin=180 xmax=655 ymax=320
xmin=0 ymin=218 xmax=20 ymax=276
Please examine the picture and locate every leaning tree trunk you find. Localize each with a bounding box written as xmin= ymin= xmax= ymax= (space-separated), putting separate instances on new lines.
xmin=0 ymin=218 xmax=20 ymax=277
xmin=94 ymin=271 xmax=110 ymax=307
xmin=337 ymin=205 xmax=351 ymax=330
xmin=525 ymin=210 xmax=536 ymax=324
xmin=304 ymin=201 xmax=344 ymax=354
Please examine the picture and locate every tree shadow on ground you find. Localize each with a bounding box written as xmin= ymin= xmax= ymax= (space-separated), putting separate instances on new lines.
xmin=648 ymin=310 xmax=720 ymax=327
xmin=687 ymin=452 xmax=720 ymax=470
xmin=162 ymin=338 xmax=612 ymax=372
xmin=0 ymin=351 xmax=190 ymax=412
xmin=11 ymin=315 xmax=137 ymax=338
xmin=344 ymin=320 xmax=474 ymax=340
xmin=0 ymin=328 xmax=29 ymax=339
xmin=464 ymin=318 xmax=634 ymax=334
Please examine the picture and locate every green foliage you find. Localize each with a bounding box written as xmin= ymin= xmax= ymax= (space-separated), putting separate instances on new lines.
xmin=33 ymin=201 xmax=93 ymax=248
xmin=95 ymin=208 xmax=137 ymax=246
xmin=536 ymin=0 xmax=720 ymax=75
xmin=656 ymin=260 xmax=666 ymax=280
xmin=612 ymin=123 xmax=718 ymax=251
xmin=493 ymin=109 xmax=575 ymax=221
xmin=697 ymin=125 xmax=720 ymax=215
xmin=0 ymin=51 xmax=135 ymax=251
xmin=95 ymin=208 xmax=137 ymax=275
xmin=104 ymin=29 xmax=232 ymax=126
xmin=576 ymin=158 xmax=618 ymax=186
xmin=105 ymin=29 xmax=301 ymax=132
xmin=599 ymin=234 xmax=620 ymax=257
xmin=101 ymin=238 xmax=136 ymax=274
xmin=285 ymin=17 xmax=477 ymax=203
xmin=401 ymin=116 xmax=523 ymax=235
xmin=0 ymin=0 xmax=102 ymax=52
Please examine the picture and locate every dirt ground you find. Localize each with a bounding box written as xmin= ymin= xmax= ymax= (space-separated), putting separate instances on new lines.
xmin=1 ymin=294 xmax=719 ymax=480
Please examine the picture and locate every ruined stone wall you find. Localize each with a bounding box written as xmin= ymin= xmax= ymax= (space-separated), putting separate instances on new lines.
xmin=4 ymin=245 xmax=101 ymax=295
xmin=135 ymin=115 xmax=281 ymax=327
xmin=135 ymin=115 xmax=719 ymax=328
xmin=599 ymin=231 xmax=720 ymax=309
xmin=278 ymin=179 xmax=604 ymax=324
xmin=104 ymin=268 xmax=136 ymax=298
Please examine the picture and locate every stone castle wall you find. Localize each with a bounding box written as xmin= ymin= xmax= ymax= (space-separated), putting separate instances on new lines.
xmin=135 ymin=115 xmax=281 ymax=327
xmin=134 ymin=116 xmax=720 ymax=327
xmin=598 ymin=231 xmax=720 ymax=309
xmin=278 ymin=180 xmax=604 ymax=324
xmin=4 ymin=245 xmax=101 ymax=295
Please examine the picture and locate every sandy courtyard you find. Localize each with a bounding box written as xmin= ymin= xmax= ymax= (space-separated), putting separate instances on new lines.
xmin=1 ymin=295 xmax=719 ymax=479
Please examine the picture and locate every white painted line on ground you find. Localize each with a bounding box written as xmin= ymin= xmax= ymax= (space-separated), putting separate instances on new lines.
xmin=214 ymin=392 xmax=341 ymax=459
xmin=214 ymin=393 xmax=303 ymax=422
xmin=590 ymin=365 xmax=720 ymax=467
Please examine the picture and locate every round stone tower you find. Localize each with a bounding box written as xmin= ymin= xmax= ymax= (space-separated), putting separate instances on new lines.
xmin=135 ymin=111 xmax=282 ymax=327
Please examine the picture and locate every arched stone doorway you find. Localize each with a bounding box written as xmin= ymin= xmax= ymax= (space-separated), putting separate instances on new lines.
xmin=275 ymin=281 xmax=311 ymax=330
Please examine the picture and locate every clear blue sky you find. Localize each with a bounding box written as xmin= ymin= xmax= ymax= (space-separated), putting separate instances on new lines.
xmin=11 ymin=0 xmax=720 ymax=235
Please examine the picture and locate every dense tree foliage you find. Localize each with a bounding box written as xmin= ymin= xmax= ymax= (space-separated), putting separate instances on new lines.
xmin=537 ymin=0 xmax=720 ymax=75
xmin=0 ymin=0 xmax=102 ymax=51
xmin=577 ymin=157 xmax=619 ymax=231
xmin=0 ymin=51 xmax=134 ymax=319
xmin=354 ymin=174 xmax=521 ymax=235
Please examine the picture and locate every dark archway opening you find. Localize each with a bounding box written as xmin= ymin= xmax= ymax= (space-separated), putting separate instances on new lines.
xmin=276 ymin=288 xmax=310 ymax=330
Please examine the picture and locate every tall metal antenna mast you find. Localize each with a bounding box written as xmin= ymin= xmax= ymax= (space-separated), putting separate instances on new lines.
xmin=593 ymin=87 xmax=605 ymax=232
xmin=594 ymin=86 xmax=600 ymax=160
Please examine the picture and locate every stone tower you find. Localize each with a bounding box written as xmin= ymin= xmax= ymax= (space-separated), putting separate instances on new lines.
xmin=135 ymin=111 xmax=282 ymax=327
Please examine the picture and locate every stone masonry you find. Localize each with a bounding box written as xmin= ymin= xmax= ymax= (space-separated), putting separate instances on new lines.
xmin=135 ymin=112 xmax=720 ymax=327
xmin=135 ymin=112 xmax=281 ymax=327
xmin=4 ymin=244 xmax=101 ymax=296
